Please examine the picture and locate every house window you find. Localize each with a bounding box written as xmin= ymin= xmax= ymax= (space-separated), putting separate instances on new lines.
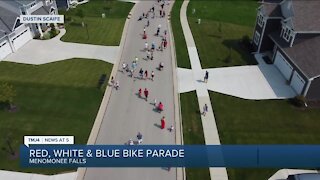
xmin=254 ymin=31 xmax=261 ymax=45
xmin=30 ymin=2 xmax=36 ymax=8
xmin=257 ymin=13 xmax=264 ymax=27
xmin=282 ymin=26 xmax=291 ymax=42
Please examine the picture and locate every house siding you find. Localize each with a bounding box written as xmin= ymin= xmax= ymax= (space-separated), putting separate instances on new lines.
xmin=306 ymin=77 xmax=320 ymax=101
xmin=260 ymin=18 xmax=282 ymax=52
xmin=253 ymin=18 xmax=264 ymax=52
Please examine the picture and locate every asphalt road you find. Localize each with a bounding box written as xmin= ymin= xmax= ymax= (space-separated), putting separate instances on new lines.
xmin=84 ymin=1 xmax=176 ymax=180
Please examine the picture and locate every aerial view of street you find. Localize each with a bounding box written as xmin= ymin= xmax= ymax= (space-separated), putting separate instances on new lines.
xmin=0 ymin=0 xmax=320 ymax=180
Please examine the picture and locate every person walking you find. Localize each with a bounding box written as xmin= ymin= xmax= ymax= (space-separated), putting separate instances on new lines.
xmin=204 ymin=70 xmax=209 ymax=83
xmin=137 ymin=132 xmax=143 ymax=144
xmin=150 ymin=51 xmax=154 ymax=60
xmin=144 ymin=88 xmax=149 ymax=101
xmin=146 ymin=20 xmax=150 ymax=27
xmin=146 ymin=50 xmax=151 ymax=60
xmin=169 ymin=125 xmax=174 ymax=132
xmin=202 ymin=104 xmax=208 ymax=116
xmin=138 ymin=88 xmax=142 ymax=98
xmin=153 ymin=98 xmax=157 ymax=107
xmin=161 ymin=116 xmax=166 ymax=129
xmin=144 ymin=70 xmax=148 ymax=80
xmin=110 ymin=76 xmax=114 ymax=86
xmin=139 ymin=68 xmax=144 ymax=79
xmin=145 ymin=42 xmax=149 ymax=51
xmin=163 ymin=39 xmax=167 ymax=49
xmin=114 ymin=81 xmax=120 ymax=90
xmin=151 ymin=42 xmax=155 ymax=51
xmin=151 ymin=71 xmax=155 ymax=81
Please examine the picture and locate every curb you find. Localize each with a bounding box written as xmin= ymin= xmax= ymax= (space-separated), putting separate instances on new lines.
xmin=168 ymin=1 xmax=186 ymax=180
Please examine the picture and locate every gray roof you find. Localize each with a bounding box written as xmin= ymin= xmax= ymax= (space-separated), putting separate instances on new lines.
xmin=290 ymin=0 xmax=320 ymax=32
xmin=0 ymin=6 xmax=19 ymax=33
xmin=269 ymin=32 xmax=320 ymax=78
xmin=31 ymin=6 xmax=49 ymax=15
xmin=15 ymin=0 xmax=37 ymax=6
xmin=261 ymin=3 xmax=283 ymax=17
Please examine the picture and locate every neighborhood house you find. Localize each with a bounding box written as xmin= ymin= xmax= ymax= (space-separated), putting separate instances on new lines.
xmin=0 ymin=0 xmax=58 ymax=60
xmin=253 ymin=0 xmax=320 ymax=101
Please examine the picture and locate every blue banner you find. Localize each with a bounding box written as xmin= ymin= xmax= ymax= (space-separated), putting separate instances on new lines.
xmin=20 ymin=145 xmax=320 ymax=168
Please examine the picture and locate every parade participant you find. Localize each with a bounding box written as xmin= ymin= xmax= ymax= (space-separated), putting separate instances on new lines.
xmin=144 ymin=70 xmax=148 ymax=79
xmin=161 ymin=116 xmax=166 ymax=129
xmin=138 ymin=88 xmax=142 ymax=98
xmin=137 ymin=132 xmax=143 ymax=144
xmin=151 ymin=71 xmax=155 ymax=81
xmin=144 ymin=88 xmax=149 ymax=101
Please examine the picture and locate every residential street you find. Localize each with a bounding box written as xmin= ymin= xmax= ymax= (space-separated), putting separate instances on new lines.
xmin=84 ymin=1 xmax=177 ymax=180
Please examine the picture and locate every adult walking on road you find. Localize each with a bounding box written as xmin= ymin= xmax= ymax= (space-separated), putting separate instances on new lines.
xmin=144 ymin=88 xmax=149 ymax=101
xmin=204 ymin=70 xmax=209 ymax=83
xmin=161 ymin=116 xmax=166 ymax=129
xmin=144 ymin=70 xmax=148 ymax=80
xmin=137 ymin=132 xmax=143 ymax=144
xmin=151 ymin=71 xmax=155 ymax=81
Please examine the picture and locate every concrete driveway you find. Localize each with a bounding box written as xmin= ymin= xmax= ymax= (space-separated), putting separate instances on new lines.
xmin=177 ymin=63 xmax=297 ymax=100
xmin=4 ymin=29 xmax=119 ymax=65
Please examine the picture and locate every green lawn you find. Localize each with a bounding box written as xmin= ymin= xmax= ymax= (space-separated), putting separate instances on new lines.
xmin=172 ymin=0 xmax=191 ymax=69
xmin=181 ymin=92 xmax=210 ymax=180
xmin=187 ymin=0 xmax=258 ymax=68
xmin=60 ymin=0 xmax=133 ymax=45
xmin=211 ymin=92 xmax=320 ymax=180
xmin=0 ymin=59 xmax=112 ymax=174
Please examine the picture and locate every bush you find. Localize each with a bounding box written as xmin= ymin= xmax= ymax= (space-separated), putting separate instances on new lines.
xmin=290 ymin=95 xmax=307 ymax=107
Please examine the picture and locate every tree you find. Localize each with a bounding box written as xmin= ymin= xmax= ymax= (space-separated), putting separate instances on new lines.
xmin=76 ymin=9 xmax=85 ymax=27
xmin=0 ymin=83 xmax=16 ymax=109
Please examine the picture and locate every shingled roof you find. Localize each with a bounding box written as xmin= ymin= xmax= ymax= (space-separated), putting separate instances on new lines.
xmin=290 ymin=0 xmax=320 ymax=32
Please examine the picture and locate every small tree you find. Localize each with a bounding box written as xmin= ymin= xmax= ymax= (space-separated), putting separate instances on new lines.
xmin=76 ymin=9 xmax=85 ymax=27
xmin=0 ymin=83 xmax=16 ymax=109
xmin=49 ymin=23 xmax=57 ymax=37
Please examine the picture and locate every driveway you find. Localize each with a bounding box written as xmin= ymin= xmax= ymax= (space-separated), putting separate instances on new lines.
xmin=4 ymin=29 xmax=119 ymax=65
xmin=177 ymin=63 xmax=297 ymax=100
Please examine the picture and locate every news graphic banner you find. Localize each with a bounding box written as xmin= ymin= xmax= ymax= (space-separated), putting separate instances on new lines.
xmin=20 ymin=143 xmax=320 ymax=168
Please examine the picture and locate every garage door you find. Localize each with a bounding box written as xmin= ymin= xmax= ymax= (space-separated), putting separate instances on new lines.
xmin=274 ymin=51 xmax=293 ymax=80
xmin=12 ymin=28 xmax=32 ymax=50
xmin=290 ymin=71 xmax=305 ymax=95
xmin=0 ymin=40 xmax=12 ymax=59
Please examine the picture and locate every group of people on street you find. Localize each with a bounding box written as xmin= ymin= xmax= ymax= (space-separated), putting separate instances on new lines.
xmin=116 ymin=0 xmax=175 ymax=147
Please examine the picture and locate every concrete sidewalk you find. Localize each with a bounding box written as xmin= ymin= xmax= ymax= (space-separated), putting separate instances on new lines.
xmin=0 ymin=170 xmax=76 ymax=180
xmin=5 ymin=29 xmax=119 ymax=65
xmin=180 ymin=1 xmax=228 ymax=180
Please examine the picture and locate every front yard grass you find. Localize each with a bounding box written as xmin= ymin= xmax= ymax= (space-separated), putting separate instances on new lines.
xmin=211 ymin=92 xmax=320 ymax=180
xmin=60 ymin=0 xmax=133 ymax=46
xmin=0 ymin=59 xmax=112 ymax=174
xmin=187 ymin=0 xmax=258 ymax=68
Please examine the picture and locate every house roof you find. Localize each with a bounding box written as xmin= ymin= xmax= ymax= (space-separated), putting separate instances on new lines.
xmin=290 ymin=0 xmax=320 ymax=32
xmin=269 ymin=32 xmax=320 ymax=78
xmin=0 ymin=6 xmax=19 ymax=33
xmin=15 ymin=0 xmax=36 ymax=6
xmin=31 ymin=6 xmax=49 ymax=15
xmin=261 ymin=3 xmax=283 ymax=17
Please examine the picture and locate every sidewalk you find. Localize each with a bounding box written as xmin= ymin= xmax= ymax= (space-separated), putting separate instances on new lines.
xmin=0 ymin=170 xmax=76 ymax=180
xmin=180 ymin=1 xmax=228 ymax=180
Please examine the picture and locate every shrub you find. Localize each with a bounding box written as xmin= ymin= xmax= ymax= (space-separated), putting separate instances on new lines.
xmin=290 ymin=95 xmax=307 ymax=107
